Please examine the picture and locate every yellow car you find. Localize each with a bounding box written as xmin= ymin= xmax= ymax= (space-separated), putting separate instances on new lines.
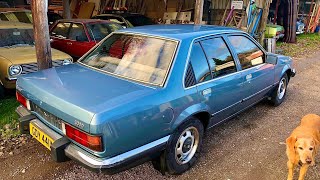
xmin=0 ymin=22 xmax=73 ymax=98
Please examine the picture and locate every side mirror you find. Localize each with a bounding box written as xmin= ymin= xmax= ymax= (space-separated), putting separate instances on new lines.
xmin=266 ymin=54 xmax=278 ymax=65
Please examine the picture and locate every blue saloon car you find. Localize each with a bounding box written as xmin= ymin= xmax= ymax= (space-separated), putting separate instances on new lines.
xmin=16 ymin=25 xmax=295 ymax=175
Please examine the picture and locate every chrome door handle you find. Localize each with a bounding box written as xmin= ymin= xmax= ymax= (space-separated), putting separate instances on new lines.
xmin=202 ymin=88 xmax=212 ymax=96
xmin=67 ymin=42 xmax=72 ymax=45
xmin=246 ymin=74 xmax=252 ymax=81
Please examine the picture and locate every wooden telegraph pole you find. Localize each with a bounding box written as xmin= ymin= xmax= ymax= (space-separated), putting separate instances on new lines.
xmin=258 ymin=0 xmax=271 ymax=45
xmin=194 ymin=0 xmax=204 ymax=24
xmin=31 ymin=0 xmax=52 ymax=70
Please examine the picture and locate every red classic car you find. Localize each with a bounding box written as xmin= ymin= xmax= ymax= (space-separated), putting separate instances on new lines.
xmin=50 ymin=19 xmax=123 ymax=59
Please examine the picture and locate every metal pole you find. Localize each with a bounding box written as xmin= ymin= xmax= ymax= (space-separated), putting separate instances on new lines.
xmin=194 ymin=0 xmax=204 ymax=24
xmin=31 ymin=0 xmax=52 ymax=70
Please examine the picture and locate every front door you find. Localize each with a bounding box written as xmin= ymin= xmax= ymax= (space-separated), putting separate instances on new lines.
xmin=227 ymin=35 xmax=275 ymax=106
xmin=50 ymin=22 xmax=71 ymax=54
xmin=65 ymin=23 xmax=96 ymax=58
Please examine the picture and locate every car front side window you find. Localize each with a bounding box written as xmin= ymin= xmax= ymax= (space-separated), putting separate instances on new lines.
xmin=189 ymin=42 xmax=212 ymax=83
xmin=69 ymin=23 xmax=88 ymax=42
xmin=201 ymin=37 xmax=237 ymax=78
xmin=228 ymin=35 xmax=265 ymax=70
xmin=51 ymin=22 xmax=71 ymax=39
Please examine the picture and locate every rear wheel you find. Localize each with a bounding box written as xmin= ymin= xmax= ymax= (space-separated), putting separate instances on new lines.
xmin=270 ymin=74 xmax=288 ymax=106
xmin=153 ymin=117 xmax=204 ymax=175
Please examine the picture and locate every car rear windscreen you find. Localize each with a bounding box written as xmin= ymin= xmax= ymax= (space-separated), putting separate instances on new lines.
xmin=80 ymin=33 xmax=177 ymax=86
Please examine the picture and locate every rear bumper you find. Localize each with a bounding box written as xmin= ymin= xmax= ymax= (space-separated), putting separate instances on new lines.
xmin=17 ymin=105 xmax=169 ymax=174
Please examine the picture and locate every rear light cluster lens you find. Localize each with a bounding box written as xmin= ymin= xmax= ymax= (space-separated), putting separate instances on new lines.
xmin=16 ymin=91 xmax=30 ymax=110
xmin=65 ymin=123 xmax=103 ymax=152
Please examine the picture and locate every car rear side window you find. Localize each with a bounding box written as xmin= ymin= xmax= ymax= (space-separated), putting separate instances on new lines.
xmin=201 ymin=37 xmax=237 ymax=78
xmin=51 ymin=22 xmax=71 ymax=39
xmin=86 ymin=23 xmax=123 ymax=41
xmin=228 ymin=36 xmax=265 ymax=70
xmin=69 ymin=23 xmax=88 ymax=42
xmin=189 ymin=42 xmax=211 ymax=83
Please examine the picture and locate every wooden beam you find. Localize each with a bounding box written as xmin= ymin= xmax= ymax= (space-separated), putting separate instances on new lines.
xmin=63 ymin=0 xmax=71 ymax=19
xmin=31 ymin=0 xmax=52 ymax=70
xmin=194 ymin=0 xmax=204 ymax=24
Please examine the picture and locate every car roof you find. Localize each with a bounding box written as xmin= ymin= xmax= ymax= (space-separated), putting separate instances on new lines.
xmin=58 ymin=19 xmax=111 ymax=24
xmin=0 ymin=21 xmax=33 ymax=29
xmin=117 ymin=24 xmax=243 ymax=41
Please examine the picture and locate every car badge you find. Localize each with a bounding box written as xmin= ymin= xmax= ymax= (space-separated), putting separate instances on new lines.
xmin=75 ymin=120 xmax=84 ymax=129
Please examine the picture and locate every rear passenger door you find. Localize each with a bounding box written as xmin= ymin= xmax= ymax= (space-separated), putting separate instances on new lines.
xmin=227 ymin=35 xmax=275 ymax=105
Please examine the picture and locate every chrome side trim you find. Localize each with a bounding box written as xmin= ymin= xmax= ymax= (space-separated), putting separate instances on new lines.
xmin=65 ymin=135 xmax=170 ymax=167
xmin=212 ymin=100 xmax=242 ymax=116
xmin=242 ymin=84 xmax=273 ymax=102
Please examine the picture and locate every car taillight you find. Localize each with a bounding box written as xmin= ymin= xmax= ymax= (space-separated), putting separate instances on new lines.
xmin=16 ymin=91 xmax=30 ymax=110
xmin=64 ymin=123 xmax=103 ymax=152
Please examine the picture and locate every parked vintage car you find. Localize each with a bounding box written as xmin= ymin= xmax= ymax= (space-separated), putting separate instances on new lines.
xmin=91 ymin=13 xmax=155 ymax=28
xmin=16 ymin=25 xmax=296 ymax=175
xmin=0 ymin=10 xmax=62 ymax=26
xmin=0 ymin=22 xmax=72 ymax=98
xmin=50 ymin=19 xmax=123 ymax=59
xmin=296 ymin=18 xmax=305 ymax=34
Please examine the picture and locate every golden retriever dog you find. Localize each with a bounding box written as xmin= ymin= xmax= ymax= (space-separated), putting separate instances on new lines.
xmin=286 ymin=114 xmax=320 ymax=180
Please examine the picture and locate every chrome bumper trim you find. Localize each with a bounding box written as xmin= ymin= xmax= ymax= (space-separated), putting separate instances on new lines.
xmin=65 ymin=135 xmax=170 ymax=167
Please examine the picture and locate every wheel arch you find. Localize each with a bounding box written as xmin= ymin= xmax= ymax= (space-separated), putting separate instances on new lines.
xmin=285 ymin=69 xmax=292 ymax=82
xmin=171 ymin=103 xmax=211 ymax=132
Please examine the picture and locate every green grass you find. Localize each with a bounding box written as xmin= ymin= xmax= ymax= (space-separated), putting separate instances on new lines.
xmin=0 ymin=95 xmax=19 ymax=137
xmin=276 ymin=33 xmax=320 ymax=58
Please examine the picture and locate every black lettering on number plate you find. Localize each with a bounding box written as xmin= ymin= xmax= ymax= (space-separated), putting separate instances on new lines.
xmin=32 ymin=127 xmax=39 ymax=138
xmin=42 ymin=135 xmax=50 ymax=146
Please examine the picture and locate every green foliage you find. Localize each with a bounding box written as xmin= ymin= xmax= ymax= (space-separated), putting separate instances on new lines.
xmin=0 ymin=96 xmax=19 ymax=137
xmin=277 ymin=33 xmax=320 ymax=58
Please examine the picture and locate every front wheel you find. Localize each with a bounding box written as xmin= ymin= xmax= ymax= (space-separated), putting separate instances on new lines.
xmin=153 ymin=117 xmax=204 ymax=175
xmin=270 ymin=74 xmax=288 ymax=106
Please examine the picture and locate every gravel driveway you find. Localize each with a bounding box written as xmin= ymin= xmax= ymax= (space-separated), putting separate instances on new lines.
xmin=1 ymin=51 xmax=320 ymax=180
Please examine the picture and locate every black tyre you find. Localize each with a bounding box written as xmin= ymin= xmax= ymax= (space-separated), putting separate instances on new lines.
xmin=0 ymin=84 xmax=5 ymax=99
xmin=270 ymin=74 xmax=288 ymax=106
xmin=156 ymin=117 xmax=204 ymax=175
